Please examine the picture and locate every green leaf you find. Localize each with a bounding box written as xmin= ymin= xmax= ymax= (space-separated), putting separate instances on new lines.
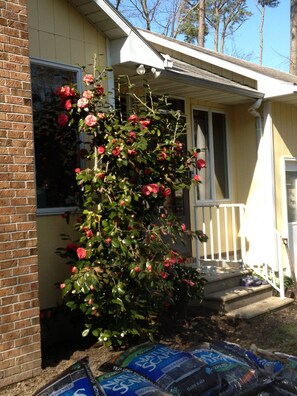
xmin=82 ymin=328 xmax=90 ymax=337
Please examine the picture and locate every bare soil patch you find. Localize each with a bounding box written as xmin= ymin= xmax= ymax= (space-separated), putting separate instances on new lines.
xmin=1 ymin=301 xmax=297 ymax=396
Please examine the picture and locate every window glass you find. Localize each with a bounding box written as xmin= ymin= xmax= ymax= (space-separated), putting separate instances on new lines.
xmin=31 ymin=61 xmax=80 ymax=210
xmin=193 ymin=109 xmax=229 ymax=202
xmin=213 ymin=112 xmax=229 ymax=199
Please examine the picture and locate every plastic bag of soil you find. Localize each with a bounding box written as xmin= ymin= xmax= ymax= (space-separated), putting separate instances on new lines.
xmin=100 ymin=343 xmax=221 ymax=395
xmin=211 ymin=340 xmax=283 ymax=376
xmin=270 ymin=359 xmax=297 ymax=395
xmin=97 ymin=369 xmax=172 ymax=395
xmin=189 ymin=344 xmax=260 ymax=395
xmin=34 ymin=357 xmax=103 ymax=396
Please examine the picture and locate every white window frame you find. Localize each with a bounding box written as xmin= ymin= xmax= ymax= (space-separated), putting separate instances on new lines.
xmin=30 ymin=57 xmax=82 ymax=215
xmin=192 ymin=106 xmax=231 ymax=204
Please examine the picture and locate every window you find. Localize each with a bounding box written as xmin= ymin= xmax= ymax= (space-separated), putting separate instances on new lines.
xmin=193 ymin=109 xmax=229 ymax=202
xmin=30 ymin=60 xmax=81 ymax=212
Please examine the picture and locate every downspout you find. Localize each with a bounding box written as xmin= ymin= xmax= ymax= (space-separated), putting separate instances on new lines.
xmin=248 ymin=98 xmax=263 ymax=145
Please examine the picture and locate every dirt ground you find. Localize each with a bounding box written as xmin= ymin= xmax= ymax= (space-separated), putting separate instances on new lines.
xmin=1 ymin=300 xmax=297 ymax=396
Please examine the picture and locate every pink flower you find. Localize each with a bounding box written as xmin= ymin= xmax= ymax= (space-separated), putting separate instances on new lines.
xmin=183 ymin=279 xmax=196 ymax=287
xmin=141 ymin=183 xmax=159 ymax=196
xmin=129 ymin=131 xmax=136 ymax=141
xmin=83 ymin=74 xmax=94 ymax=85
xmin=75 ymin=168 xmax=81 ymax=173
xmin=56 ymin=85 xmax=76 ymax=98
xmin=97 ymin=172 xmax=104 ymax=180
xmin=86 ymin=230 xmax=93 ymax=238
xmin=97 ymin=146 xmax=105 ymax=155
xmin=60 ymin=283 xmax=65 ymax=289
xmin=196 ymin=158 xmax=206 ymax=170
xmin=112 ymin=147 xmax=120 ymax=157
xmin=71 ymin=266 xmax=76 ymax=273
xmin=162 ymin=187 xmax=171 ymax=197
xmin=97 ymin=112 xmax=105 ymax=119
xmin=57 ymin=113 xmax=69 ymax=126
xmin=77 ymin=98 xmax=89 ymax=109
xmin=84 ymin=114 xmax=97 ymax=127
xmin=193 ymin=174 xmax=201 ymax=182
xmin=159 ymin=151 xmax=167 ymax=161
xmin=160 ymin=270 xmax=169 ymax=279
xmin=128 ymin=149 xmax=136 ymax=155
xmin=139 ymin=119 xmax=150 ymax=128
xmin=66 ymin=243 xmax=77 ymax=251
xmin=128 ymin=114 xmax=139 ymax=124
xmin=181 ymin=223 xmax=187 ymax=232
xmin=83 ymin=90 xmax=93 ymax=99
xmin=95 ymin=85 xmax=104 ymax=95
xmin=64 ymin=99 xmax=72 ymax=111
xmin=105 ymin=237 xmax=112 ymax=244
xmin=134 ymin=265 xmax=141 ymax=273
xmin=175 ymin=141 xmax=183 ymax=151
xmin=146 ymin=264 xmax=152 ymax=272
xmin=76 ymin=247 xmax=87 ymax=259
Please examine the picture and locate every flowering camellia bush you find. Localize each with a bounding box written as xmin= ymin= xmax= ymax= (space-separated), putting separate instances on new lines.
xmin=56 ymin=65 xmax=207 ymax=348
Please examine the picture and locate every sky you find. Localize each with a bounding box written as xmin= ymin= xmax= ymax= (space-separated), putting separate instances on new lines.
xmin=209 ymin=1 xmax=290 ymax=72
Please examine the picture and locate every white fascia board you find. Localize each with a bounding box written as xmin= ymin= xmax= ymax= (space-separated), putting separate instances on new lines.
xmin=139 ymin=30 xmax=297 ymax=98
xmin=94 ymin=0 xmax=131 ymax=35
xmin=93 ymin=0 xmax=164 ymax=69
xmin=109 ymin=34 xmax=165 ymax=69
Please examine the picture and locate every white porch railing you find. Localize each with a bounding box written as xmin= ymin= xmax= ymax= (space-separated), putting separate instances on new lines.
xmin=193 ymin=203 xmax=285 ymax=298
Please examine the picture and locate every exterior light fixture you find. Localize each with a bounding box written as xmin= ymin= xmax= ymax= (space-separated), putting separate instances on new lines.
xmin=151 ymin=67 xmax=161 ymax=78
xmin=136 ymin=64 xmax=146 ymax=75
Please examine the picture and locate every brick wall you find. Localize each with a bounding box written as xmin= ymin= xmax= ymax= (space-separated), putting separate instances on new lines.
xmin=0 ymin=0 xmax=41 ymax=388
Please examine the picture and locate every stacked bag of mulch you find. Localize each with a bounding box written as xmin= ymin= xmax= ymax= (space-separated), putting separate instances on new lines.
xmin=34 ymin=341 xmax=297 ymax=395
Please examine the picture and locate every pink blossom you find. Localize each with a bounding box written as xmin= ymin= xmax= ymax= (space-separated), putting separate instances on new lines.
xmin=128 ymin=149 xmax=136 ymax=155
xmin=97 ymin=112 xmax=105 ymax=119
xmin=97 ymin=146 xmax=105 ymax=155
xmin=84 ymin=114 xmax=97 ymax=127
xmin=76 ymin=247 xmax=87 ymax=259
xmin=181 ymin=223 xmax=187 ymax=232
xmin=193 ymin=174 xmax=201 ymax=182
xmin=95 ymin=85 xmax=104 ymax=95
xmin=175 ymin=141 xmax=183 ymax=151
xmin=146 ymin=264 xmax=152 ymax=272
xmin=83 ymin=74 xmax=94 ymax=85
xmin=141 ymin=183 xmax=159 ymax=196
xmin=183 ymin=279 xmax=196 ymax=287
xmin=112 ymin=147 xmax=121 ymax=157
xmin=83 ymin=90 xmax=93 ymax=99
xmin=57 ymin=113 xmax=69 ymax=126
xmin=60 ymin=283 xmax=65 ymax=289
xmin=128 ymin=114 xmax=139 ymax=124
xmin=160 ymin=270 xmax=169 ymax=279
xmin=196 ymin=158 xmax=206 ymax=170
xmin=77 ymin=97 xmax=89 ymax=109
xmin=56 ymin=85 xmax=76 ymax=98
xmin=97 ymin=172 xmax=104 ymax=180
xmin=162 ymin=187 xmax=171 ymax=197
xmin=64 ymin=99 xmax=72 ymax=111
xmin=86 ymin=230 xmax=93 ymax=238
xmin=134 ymin=265 xmax=141 ymax=273
xmin=139 ymin=119 xmax=150 ymax=128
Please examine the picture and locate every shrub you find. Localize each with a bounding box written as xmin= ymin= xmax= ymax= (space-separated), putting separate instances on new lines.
xmin=56 ymin=64 xmax=207 ymax=348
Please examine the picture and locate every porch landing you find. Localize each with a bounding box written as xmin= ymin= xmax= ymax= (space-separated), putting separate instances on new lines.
xmin=197 ymin=267 xmax=294 ymax=320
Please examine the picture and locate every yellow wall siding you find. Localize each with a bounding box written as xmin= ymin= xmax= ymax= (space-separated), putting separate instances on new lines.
xmin=27 ymin=0 xmax=107 ymax=68
xmin=36 ymin=216 xmax=78 ymax=309
xmin=28 ymin=0 xmax=108 ymax=309
xmin=230 ymin=104 xmax=258 ymax=204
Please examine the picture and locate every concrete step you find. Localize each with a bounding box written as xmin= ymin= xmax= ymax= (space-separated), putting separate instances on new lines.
xmin=203 ymin=284 xmax=273 ymax=313
xmin=203 ymin=268 xmax=252 ymax=295
xmin=226 ymin=296 xmax=294 ymax=320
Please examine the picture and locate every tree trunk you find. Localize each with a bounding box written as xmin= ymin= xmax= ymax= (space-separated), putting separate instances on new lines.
xmin=198 ymin=0 xmax=206 ymax=47
xmin=259 ymin=4 xmax=265 ymax=65
xmin=290 ymin=0 xmax=297 ymax=74
xmin=214 ymin=5 xmax=220 ymax=52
